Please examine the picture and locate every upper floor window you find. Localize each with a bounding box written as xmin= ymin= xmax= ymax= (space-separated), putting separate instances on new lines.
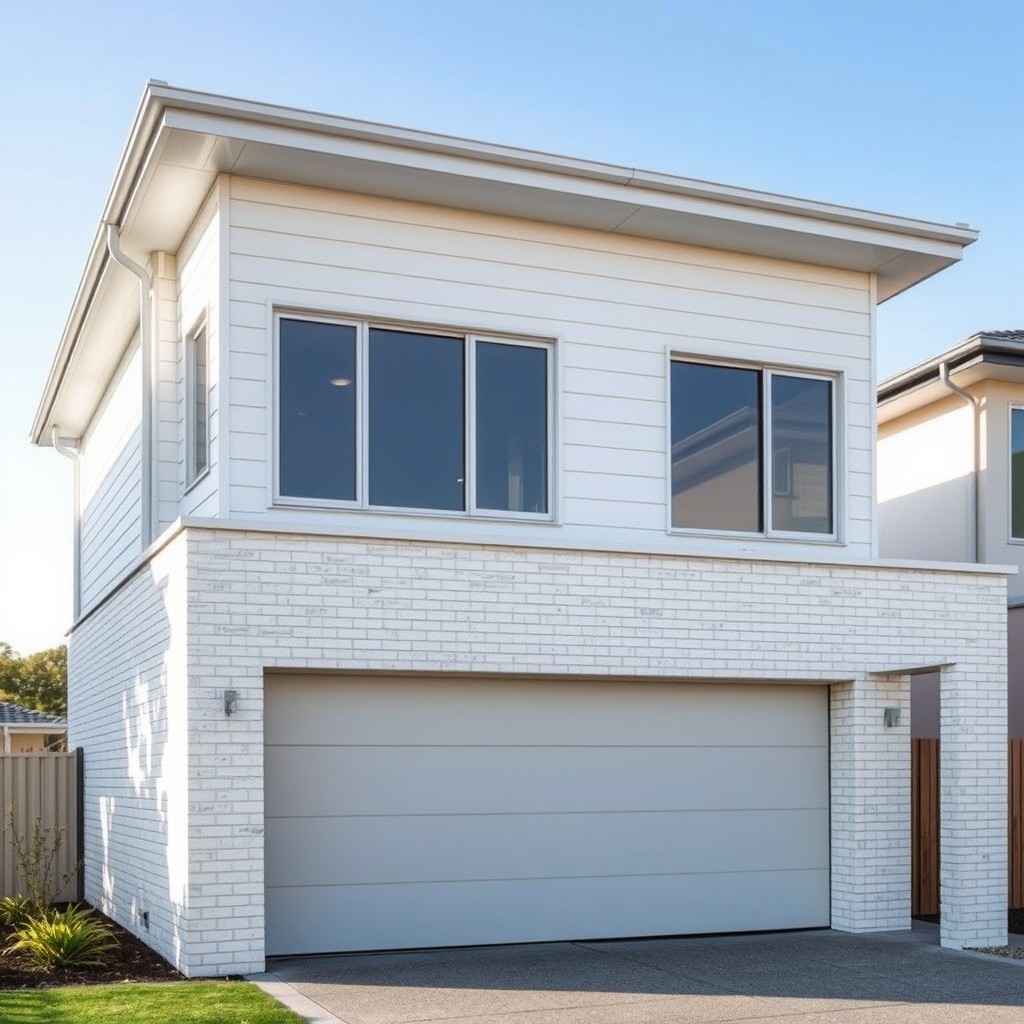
xmin=186 ymin=325 xmax=209 ymax=486
xmin=1010 ymin=407 xmax=1024 ymax=539
xmin=277 ymin=315 xmax=551 ymax=517
xmin=670 ymin=359 xmax=835 ymax=537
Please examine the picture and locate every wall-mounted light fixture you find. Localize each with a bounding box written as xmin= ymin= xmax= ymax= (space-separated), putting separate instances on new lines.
xmin=883 ymin=707 xmax=901 ymax=728
xmin=224 ymin=689 xmax=239 ymax=716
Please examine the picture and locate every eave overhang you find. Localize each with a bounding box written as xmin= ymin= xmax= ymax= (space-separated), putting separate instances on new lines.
xmin=877 ymin=332 xmax=1024 ymax=424
xmin=32 ymin=81 xmax=980 ymax=444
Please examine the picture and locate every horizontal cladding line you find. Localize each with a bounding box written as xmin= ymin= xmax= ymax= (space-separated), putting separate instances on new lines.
xmin=230 ymin=255 xmax=869 ymax=338
xmin=229 ymin=228 xmax=868 ymax=318
xmin=563 ymin=467 xmax=664 ymax=483
xmin=564 ymin=442 xmax=664 ymax=457
xmin=267 ymin=743 xmax=827 ymax=750
xmin=266 ymin=806 xmax=829 ymax=820
xmin=265 ymin=866 xmax=828 ymax=890
xmin=561 ymin=390 xmax=664 ymax=407
xmin=227 ymin=298 xmax=869 ymax=364
xmin=229 ymin=195 xmax=869 ymax=295
xmin=228 ymin=276 xmax=868 ymax=344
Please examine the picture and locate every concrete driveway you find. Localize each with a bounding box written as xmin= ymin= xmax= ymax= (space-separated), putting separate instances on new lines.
xmin=254 ymin=925 xmax=1024 ymax=1024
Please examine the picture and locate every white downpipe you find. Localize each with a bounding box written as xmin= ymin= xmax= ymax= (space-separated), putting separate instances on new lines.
xmin=105 ymin=224 xmax=155 ymax=548
xmin=939 ymin=361 xmax=981 ymax=563
xmin=51 ymin=428 xmax=82 ymax=620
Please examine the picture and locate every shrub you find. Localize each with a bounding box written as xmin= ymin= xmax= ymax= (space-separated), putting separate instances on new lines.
xmin=0 ymin=895 xmax=32 ymax=928
xmin=4 ymin=805 xmax=80 ymax=915
xmin=7 ymin=905 xmax=118 ymax=969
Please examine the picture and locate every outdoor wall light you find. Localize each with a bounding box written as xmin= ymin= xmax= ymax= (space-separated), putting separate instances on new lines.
xmin=224 ymin=689 xmax=239 ymax=716
xmin=883 ymin=707 xmax=901 ymax=728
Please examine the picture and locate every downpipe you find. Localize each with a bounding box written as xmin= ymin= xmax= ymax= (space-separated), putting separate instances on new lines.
xmin=938 ymin=361 xmax=980 ymax=563
xmin=104 ymin=224 xmax=155 ymax=548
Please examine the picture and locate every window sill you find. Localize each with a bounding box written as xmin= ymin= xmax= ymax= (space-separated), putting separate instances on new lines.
xmin=668 ymin=527 xmax=843 ymax=546
xmin=271 ymin=498 xmax=557 ymax=526
xmin=183 ymin=467 xmax=211 ymax=497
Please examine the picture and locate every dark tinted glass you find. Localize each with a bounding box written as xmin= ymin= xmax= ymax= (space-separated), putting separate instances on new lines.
xmin=1012 ymin=409 xmax=1024 ymax=538
xmin=476 ymin=342 xmax=548 ymax=513
xmin=771 ymin=375 xmax=832 ymax=534
xmin=191 ymin=329 xmax=208 ymax=480
xmin=278 ymin=318 xmax=357 ymax=500
xmin=671 ymin=362 xmax=761 ymax=531
xmin=369 ymin=329 xmax=465 ymax=510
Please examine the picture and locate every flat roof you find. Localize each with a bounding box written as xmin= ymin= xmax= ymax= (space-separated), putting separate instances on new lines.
xmin=32 ymin=82 xmax=980 ymax=444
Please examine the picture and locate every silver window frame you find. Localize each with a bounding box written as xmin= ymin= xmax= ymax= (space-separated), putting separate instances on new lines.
xmin=1008 ymin=403 xmax=1024 ymax=542
xmin=185 ymin=319 xmax=211 ymax=490
xmin=272 ymin=310 xmax=555 ymax=522
xmin=666 ymin=354 xmax=841 ymax=543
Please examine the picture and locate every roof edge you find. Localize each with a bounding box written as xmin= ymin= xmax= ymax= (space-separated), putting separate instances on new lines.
xmin=33 ymin=81 xmax=981 ymax=443
xmin=878 ymin=331 xmax=1024 ymax=405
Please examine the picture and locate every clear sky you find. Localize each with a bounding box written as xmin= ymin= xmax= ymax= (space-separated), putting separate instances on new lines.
xmin=1 ymin=0 xmax=1021 ymax=654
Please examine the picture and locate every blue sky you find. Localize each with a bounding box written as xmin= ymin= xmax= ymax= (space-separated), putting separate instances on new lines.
xmin=1 ymin=0 xmax=1021 ymax=653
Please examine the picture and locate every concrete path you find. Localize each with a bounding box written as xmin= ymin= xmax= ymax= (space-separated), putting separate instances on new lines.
xmin=255 ymin=925 xmax=1024 ymax=1024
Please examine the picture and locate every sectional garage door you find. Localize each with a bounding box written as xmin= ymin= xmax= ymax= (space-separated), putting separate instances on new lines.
xmin=264 ymin=674 xmax=829 ymax=956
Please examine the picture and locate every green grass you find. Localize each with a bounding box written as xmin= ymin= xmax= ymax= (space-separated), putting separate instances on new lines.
xmin=0 ymin=980 xmax=305 ymax=1024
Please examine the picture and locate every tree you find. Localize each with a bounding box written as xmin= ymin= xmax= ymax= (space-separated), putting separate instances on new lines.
xmin=0 ymin=644 xmax=67 ymax=718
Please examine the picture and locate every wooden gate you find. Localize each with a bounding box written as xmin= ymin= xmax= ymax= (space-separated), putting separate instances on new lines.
xmin=911 ymin=739 xmax=940 ymax=915
xmin=912 ymin=738 xmax=1024 ymax=915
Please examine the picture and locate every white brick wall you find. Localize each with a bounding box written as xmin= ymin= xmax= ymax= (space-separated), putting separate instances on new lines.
xmin=70 ymin=525 xmax=1008 ymax=974
xmin=68 ymin=537 xmax=189 ymax=969
xmin=829 ymin=674 xmax=912 ymax=933
xmin=940 ymin=664 xmax=1008 ymax=948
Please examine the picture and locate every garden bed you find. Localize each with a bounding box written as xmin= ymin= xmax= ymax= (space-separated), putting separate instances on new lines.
xmin=0 ymin=905 xmax=185 ymax=989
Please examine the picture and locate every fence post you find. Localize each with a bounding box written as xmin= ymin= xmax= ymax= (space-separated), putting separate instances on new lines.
xmin=75 ymin=746 xmax=85 ymax=903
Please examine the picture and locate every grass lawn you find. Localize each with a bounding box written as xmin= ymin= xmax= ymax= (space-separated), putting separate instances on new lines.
xmin=0 ymin=980 xmax=305 ymax=1023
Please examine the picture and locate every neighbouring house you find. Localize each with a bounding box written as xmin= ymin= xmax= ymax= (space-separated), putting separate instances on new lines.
xmin=878 ymin=331 xmax=1024 ymax=743
xmin=0 ymin=701 xmax=67 ymax=753
xmin=31 ymin=82 xmax=1009 ymax=977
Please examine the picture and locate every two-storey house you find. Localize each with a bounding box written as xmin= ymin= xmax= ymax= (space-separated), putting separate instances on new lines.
xmin=31 ymin=83 xmax=1009 ymax=976
xmin=879 ymin=331 xmax=1024 ymax=742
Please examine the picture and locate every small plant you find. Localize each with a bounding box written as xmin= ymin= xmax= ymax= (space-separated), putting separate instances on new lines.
xmin=7 ymin=904 xmax=118 ymax=968
xmin=5 ymin=804 xmax=80 ymax=915
xmin=0 ymin=894 xmax=32 ymax=928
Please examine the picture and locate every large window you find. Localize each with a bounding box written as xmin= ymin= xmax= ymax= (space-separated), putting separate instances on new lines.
xmin=186 ymin=324 xmax=210 ymax=486
xmin=1011 ymin=407 xmax=1024 ymax=539
xmin=671 ymin=360 xmax=835 ymax=537
xmin=277 ymin=315 xmax=551 ymax=517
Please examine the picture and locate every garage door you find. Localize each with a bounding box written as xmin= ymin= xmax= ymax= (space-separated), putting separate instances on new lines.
xmin=264 ymin=675 xmax=829 ymax=955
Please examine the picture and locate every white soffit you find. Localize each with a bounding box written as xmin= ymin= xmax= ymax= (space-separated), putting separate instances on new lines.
xmin=134 ymin=109 xmax=969 ymax=291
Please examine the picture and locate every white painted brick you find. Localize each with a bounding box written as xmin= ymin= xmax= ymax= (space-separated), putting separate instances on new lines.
xmin=71 ymin=526 xmax=1008 ymax=975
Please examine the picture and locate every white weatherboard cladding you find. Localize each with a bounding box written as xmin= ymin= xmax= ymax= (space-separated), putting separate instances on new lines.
xmin=175 ymin=185 xmax=222 ymax=518
xmin=79 ymin=339 xmax=143 ymax=610
xmin=226 ymin=178 xmax=874 ymax=557
xmin=264 ymin=675 xmax=829 ymax=955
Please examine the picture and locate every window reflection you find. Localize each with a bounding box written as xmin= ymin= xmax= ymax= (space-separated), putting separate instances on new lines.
xmin=771 ymin=376 xmax=832 ymax=534
xmin=671 ymin=363 xmax=762 ymax=531
xmin=476 ymin=342 xmax=548 ymax=513
xmin=279 ymin=318 xmax=357 ymax=501
xmin=369 ymin=329 xmax=465 ymax=511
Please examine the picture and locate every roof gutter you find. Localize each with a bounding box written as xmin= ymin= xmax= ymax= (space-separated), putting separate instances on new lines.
xmin=938 ymin=361 xmax=981 ymax=563
xmin=879 ymin=334 xmax=1024 ymax=405
xmin=30 ymin=81 xmax=981 ymax=445
xmin=30 ymin=83 xmax=168 ymax=445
